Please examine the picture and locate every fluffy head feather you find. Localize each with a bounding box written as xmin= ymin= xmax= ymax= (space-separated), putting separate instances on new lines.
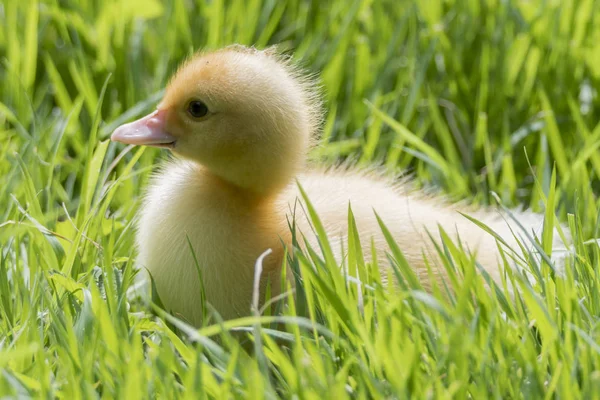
xmin=111 ymin=44 xmax=322 ymax=194
xmin=158 ymin=45 xmax=322 ymax=193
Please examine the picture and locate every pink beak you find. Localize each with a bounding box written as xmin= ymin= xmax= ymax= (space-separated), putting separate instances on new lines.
xmin=111 ymin=110 xmax=177 ymax=148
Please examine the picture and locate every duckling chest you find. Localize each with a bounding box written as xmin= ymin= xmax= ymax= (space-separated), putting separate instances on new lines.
xmin=137 ymin=175 xmax=277 ymax=276
xmin=134 ymin=166 xmax=288 ymax=322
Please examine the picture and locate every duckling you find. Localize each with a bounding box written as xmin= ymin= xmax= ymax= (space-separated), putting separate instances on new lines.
xmin=111 ymin=45 xmax=567 ymax=326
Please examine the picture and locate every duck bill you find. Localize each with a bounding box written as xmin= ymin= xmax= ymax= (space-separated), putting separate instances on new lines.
xmin=111 ymin=110 xmax=176 ymax=148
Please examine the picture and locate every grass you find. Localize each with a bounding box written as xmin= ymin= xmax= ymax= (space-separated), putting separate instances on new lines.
xmin=2 ymin=0 xmax=600 ymax=397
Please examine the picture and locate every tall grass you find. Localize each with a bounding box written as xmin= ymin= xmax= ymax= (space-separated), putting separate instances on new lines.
xmin=1 ymin=0 xmax=600 ymax=397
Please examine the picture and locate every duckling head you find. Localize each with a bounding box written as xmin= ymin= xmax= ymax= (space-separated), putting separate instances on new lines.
xmin=111 ymin=45 xmax=320 ymax=194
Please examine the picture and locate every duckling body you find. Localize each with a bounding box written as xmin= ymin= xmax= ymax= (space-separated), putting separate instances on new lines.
xmin=137 ymin=160 xmax=532 ymax=325
xmin=112 ymin=45 xmax=565 ymax=326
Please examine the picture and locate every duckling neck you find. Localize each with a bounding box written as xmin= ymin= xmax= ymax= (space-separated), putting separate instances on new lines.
xmin=196 ymin=153 xmax=303 ymax=196
xmin=186 ymin=161 xmax=284 ymax=202
xmin=184 ymin=123 xmax=311 ymax=195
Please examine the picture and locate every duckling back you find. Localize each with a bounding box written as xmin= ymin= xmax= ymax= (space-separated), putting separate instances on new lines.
xmin=278 ymin=168 xmax=568 ymax=289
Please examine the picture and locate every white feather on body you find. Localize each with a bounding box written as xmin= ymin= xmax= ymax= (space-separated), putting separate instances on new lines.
xmin=135 ymin=159 xmax=568 ymax=326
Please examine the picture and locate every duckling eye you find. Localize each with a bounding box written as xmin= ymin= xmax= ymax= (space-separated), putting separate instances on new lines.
xmin=187 ymin=101 xmax=209 ymax=118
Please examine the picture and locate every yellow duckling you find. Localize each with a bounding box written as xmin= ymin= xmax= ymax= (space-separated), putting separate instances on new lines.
xmin=111 ymin=45 xmax=566 ymax=326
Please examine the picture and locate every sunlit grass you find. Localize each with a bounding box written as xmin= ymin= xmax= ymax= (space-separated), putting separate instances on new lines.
xmin=2 ymin=0 xmax=600 ymax=397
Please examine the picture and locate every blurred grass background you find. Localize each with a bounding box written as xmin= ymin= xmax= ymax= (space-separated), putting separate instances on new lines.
xmin=2 ymin=0 xmax=600 ymax=398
